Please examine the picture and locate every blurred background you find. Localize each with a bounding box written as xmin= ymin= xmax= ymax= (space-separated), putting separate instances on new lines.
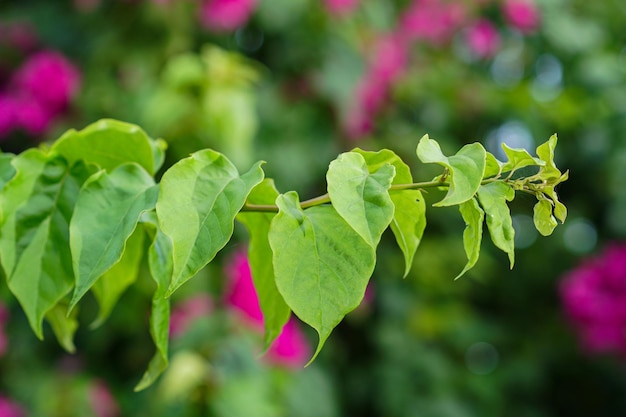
xmin=1 ymin=0 xmax=626 ymax=416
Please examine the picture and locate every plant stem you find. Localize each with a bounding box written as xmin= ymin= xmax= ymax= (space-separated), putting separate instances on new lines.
xmin=240 ymin=177 xmax=504 ymax=213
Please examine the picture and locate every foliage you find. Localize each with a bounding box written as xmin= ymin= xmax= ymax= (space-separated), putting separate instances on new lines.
xmin=0 ymin=119 xmax=566 ymax=389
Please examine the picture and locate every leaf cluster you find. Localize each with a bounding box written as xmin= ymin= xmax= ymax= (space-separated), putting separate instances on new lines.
xmin=0 ymin=120 xmax=567 ymax=390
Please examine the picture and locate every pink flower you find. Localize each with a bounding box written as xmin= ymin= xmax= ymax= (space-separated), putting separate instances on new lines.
xmin=503 ymin=0 xmax=540 ymax=34
xmin=13 ymin=96 xmax=54 ymax=136
xmin=560 ymin=243 xmax=626 ymax=355
xmin=88 ymin=380 xmax=120 ymax=417
xmin=465 ymin=19 xmax=501 ymax=59
xmin=224 ymin=251 xmax=311 ymax=367
xmin=343 ymin=35 xmax=408 ymax=139
xmin=0 ymin=21 xmax=38 ymax=52
xmin=0 ymin=396 xmax=24 ymax=417
xmin=169 ymin=294 xmax=214 ymax=337
xmin=399 ymin=0 xmax=467 ymax=45
xmin=0 ymin=95 xmax=19 ymax=139
xmin=12 ymin=50 xmax=81 ymax=114
xmin=199 ymin=0 xmax=257 ymax=32
xmin=324 ymin=0 xmax=359 ymax=17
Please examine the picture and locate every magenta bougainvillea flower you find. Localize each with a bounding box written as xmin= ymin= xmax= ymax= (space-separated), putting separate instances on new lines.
xmin=0 ymin=395 xmax=24 ymax=417
xmin=502 ymin=0 xmax=540 ymax=33
xmin=88 ymin=380 xmax=120 ymax=417
xmin=399 ymin=0 xmax=466 ymax=45
xmin=323 ymin=0 xmax=359 ymax=17
xmin=0 ymin=49 xmax=80 ymax=139
xmin=224 ymin=251 xmax=311 ymax=368
xmin=199 ymin=0 xmax=258 ymax=32
xmin=169 ymin=294 xmax=214 ymax=337
xmin=560 ymin=243 xmax=626 ymax=355
xmin=465 ymin=19 xmax=501 ymax=59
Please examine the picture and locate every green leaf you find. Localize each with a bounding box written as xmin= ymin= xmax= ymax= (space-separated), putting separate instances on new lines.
xmin=156 ymin=150 xmax=264 ymax=296
xmin=416 ymin=135 xmax=486 ymax=207
xmin=0 ymin=153 xmax=16 ymax=191
xmin=501 ymin=143 xmax=544 ymax=173
xmin=91 ymin=227 xmax=146 ymax=327
xmin=268 ymin=192 xmax=375 ymax=362
xmin=0 ymin=150 xmax=93 ymax=338
xmin=52 ymin=119 xmax=163 ymax=176
xmin=456 ymin=198 xmax=485 ymax=279
xmin=533 ymin=199 xmax=558 ymax=236
xmin=536 ymin=134 xmax=561 ymax=180
xmin=476 ymin=182 xmax=515 ymax=268
xmin=483 ymin=152 xmax=502 ymax=179
xmin=69 ymin=164 xmax=158 ymax=310
xmin=135 ymin=212 xmax=173 ymax=391
xmin=45 ymin=300 xmax=79 ymax=353
xmin=353 ymin=148 xmax=426 ymax=277
xmin=327 ymin=152 xmax=395 ymax=247
xmin=236 ymin=179 xmax=291 ymax=349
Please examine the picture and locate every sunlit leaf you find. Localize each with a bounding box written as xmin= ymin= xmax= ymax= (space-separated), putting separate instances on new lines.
xmin=0 ymin=150 xmax=93 ymax=338
xmin=456 ymin=198 xmax=485 ymax=279
xmin=354 ymin=148 xmax=426 ymax=277
xmin=236 ymin=179 xmax=291 ymax=349
xmin=536 ymin=134 xmax=561 ymax=179
xmin=69 ymin=163 xmax=158 ymax=310
xmin=52 ymin=119 xmax=164 ymax=175
xmin=501 ymin=143 xmax=544 ymax=173
xmin=534 ymin=199 xmax=558 ymax=236
xmin=477 ymin=182 xmax=515 ymax=268
xmin=156 ymin=150 xmax=264 ymax=296
xmin=483 ymin=152 xmax=502 ymax=179
xmin=268 ymin=192 xmax=375 ymax=362
xmin=416 ymin=135 xmax=486 ymax=207
xmin=327 ymin=151 xmax=395 ymax=247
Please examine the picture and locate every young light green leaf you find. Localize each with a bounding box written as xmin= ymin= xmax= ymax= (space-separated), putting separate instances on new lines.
xmin=483 ymin=152 xmax=502 ymax=179
xmin=533 ymin=199 xmax=558 ymax=236
xmin=52 ymin=119 xmax=163 ymax=175
xmin=327 ymin=152 xmax=395 ymax=247
xmin=456 ymin=198 xmax=485 ymax=280
xmin=156 ymin=150 xmax=264 ymax=296
xmin=268 ymin=192 xmax=375 ymax=362
xmin=135 ymin=212 xmax=173 ymax=391
xmin=0 ymin=151 xmax=93 ymax=338
xmin=91 ymin=227 xmax=146 ymax=328
xmin=45 ymin=301 xmax=79 ymax=353
xmin=416 ymin=135 xmax=486 ymax=207
xmin=236 ymin=179 xmax=291 ymax=349
xmin=353 ymin=148 xmax=426 ymax=277
xmin=501 ymin=143 xmax=544 ymax=173
xmin=536 ymin=134 xmax=561 ymax=179
xmin=476 ymin=182 xmax=515 ymax=268
xmin=69 ymin=164 xmax=158 ymax=310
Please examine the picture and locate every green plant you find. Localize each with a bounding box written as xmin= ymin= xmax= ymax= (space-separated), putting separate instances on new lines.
xmin=0 ymin=119 xmax=567 ymax=390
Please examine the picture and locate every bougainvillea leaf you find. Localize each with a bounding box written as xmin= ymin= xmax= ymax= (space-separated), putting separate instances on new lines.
xmin=327 ymin=151 xmax=395 ymax=247
xmin=534 ymin=199 xmax=558 ymax=236
xmin=91 ymin=227 xmax=146 ymax=327
xmin=45 ymin=300 xmax=79 ymax=353
xmin=501 ymin=143 xmax=544 ymax=173
xmin=156 ymin=150 xmax=264 ymax=296
xmin=69 ymin=163 xmax=158 ymax=310
xmin=354 ymin=148 xmax=426 ymax=277
xmin=268 ymin=192 xmax=375 ymax=362
xmin=477 ymin=182 xmax=516 ymax=268
xmin=135 ymin=211 xmax=173 ymax=391
xmin=236 ymin=179 xmax=291 ymax=349
xmin=456 ymin=198 xmax=485 ymax=279
xmin=51 ymin=119 xmax=165 ymax=175
xmin=0 ymin=150 xmax=93 ymax=338
xmin=416 ymin=135 xmax=486 ymax=207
